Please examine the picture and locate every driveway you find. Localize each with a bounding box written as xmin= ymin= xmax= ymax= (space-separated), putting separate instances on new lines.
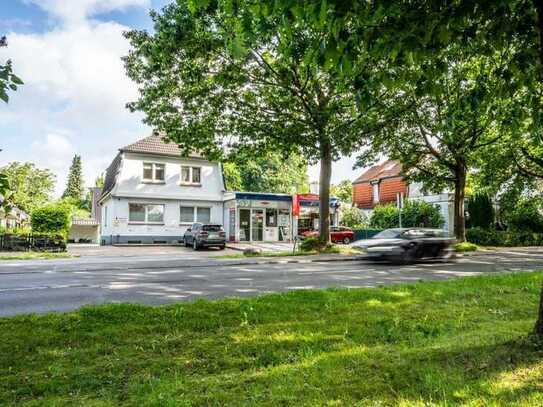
xmin=1 ymin=248 xmax=543 ymax=316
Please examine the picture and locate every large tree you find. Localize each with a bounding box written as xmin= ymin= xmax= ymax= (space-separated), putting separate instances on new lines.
xmin=223 ymin=150 xmax=309 ymax=193
xmin=62 ymin=155 xmax=84 ymax=201
xmin=124 ymin=1 xmax=395 ymax=242
xmin=0 ymin=162 xmax=55 ymax=214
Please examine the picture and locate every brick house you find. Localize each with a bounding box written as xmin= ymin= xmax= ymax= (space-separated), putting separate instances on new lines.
xmin=352 ymin=160 xmax=408 ymax=209
xmin=352 ymin=159 xmax=455 ymax=235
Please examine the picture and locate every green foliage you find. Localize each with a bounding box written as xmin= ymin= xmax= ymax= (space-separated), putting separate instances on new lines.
xmin=31 ymin=202 xmax=72 ymax=237
xmin=299 ymin=237 xmax=330 ymax=252
xmin=370 ymin=201 xmax=444 ymax=229
xmin=0 ymin=36 xmax=23 ymax=104
xmin=340 ymin=206 xmax=368 ymax=229
xmin=369 ymin=204 xmax=399 ymax=229
xmin=224 ymin=150 xmax=309 ymax=193
xmin=331 ymin=180 xmax=352 ymax=204
xmin=467 ymin=193 xmax=495 ymax=229
xmin=506 ymin=199 xmax=543 ymax=233
xmin=454 ymin=242 xmax=478 ymax=252
xmin=0 ymin=162 xmax=55 ymax=214
xmin=466 ymin=227 xmax=543 ymax=247
xmin=62 ymin=155 xmax=84 ymax=201
xmin=1 ymin=272 xmax=543 ymax=405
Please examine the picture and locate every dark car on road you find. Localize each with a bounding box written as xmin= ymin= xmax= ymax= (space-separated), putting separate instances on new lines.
xmin=183 ymin=223 xmax=226 ymax=250
xmin=301 ymin=226 xmax=355 ymax=244
xmin=351 ymin=228 xmax=455 ymax=264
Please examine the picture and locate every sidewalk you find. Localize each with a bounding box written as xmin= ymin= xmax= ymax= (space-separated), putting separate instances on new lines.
xmin=226 ymin=241 xmax=295 ymax=252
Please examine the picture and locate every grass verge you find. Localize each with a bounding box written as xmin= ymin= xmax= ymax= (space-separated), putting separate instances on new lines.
xmin=1 ymin=272 xmax=543 ymax=405
xmin=454 ymin=242 xmax=479 ymax=252
xmin=0 ymin=252 xmax=76 ymax=260
xmin=216 ymin=245 xmax=360 ymax=259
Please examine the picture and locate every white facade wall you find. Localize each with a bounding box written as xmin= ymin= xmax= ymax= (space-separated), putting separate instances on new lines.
xmin=100 ymin=152 xmax=225 ymax=244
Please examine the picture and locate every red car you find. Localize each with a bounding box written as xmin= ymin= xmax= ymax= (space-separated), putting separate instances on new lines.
xmin=301 ymin=226 xmax=355 ymax=244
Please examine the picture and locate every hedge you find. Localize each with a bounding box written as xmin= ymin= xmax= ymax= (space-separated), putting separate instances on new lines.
xmin=466 ymin=227 xmax=543 ymax=247
xmin=370 ymin=201 xmax=444 ymax=229
xmin=0 ymin=233 xmax=67 ymax=252
xmin=31 ymin=203 xmax=72 ymax=237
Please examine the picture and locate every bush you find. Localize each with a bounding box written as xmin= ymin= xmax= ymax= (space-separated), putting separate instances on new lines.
xmin=370 ymin=201 xmax=444 ymax=229
xmin=454 ymin=242 xmax=478 ymax=252
xmin=466 ymin=227 xmax=543 ymax=247
xmin=340 ymin=206 xmax=368 ymax=229
xmin=467 ymin=193 xmax=494 ymax=229
xmin=506 ymin=199 xmax=543 ymax=233
xmin=31 ymin=203 xmax=72 ymax=237
xmin=299 ymin=237 xmax=330 ymax=252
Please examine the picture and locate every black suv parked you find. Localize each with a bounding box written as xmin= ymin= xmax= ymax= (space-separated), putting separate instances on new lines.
xmin=183 ymin=223 xmax=226 ymax=250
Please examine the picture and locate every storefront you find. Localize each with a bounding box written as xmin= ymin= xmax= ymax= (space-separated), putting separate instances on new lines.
xmin=292 ymin=193 xmax=340 ymax=236
xmin=223 ymin=192 xmax=293 ymax=242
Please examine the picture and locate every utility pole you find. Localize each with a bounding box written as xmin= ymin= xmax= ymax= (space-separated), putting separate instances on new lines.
xmin=397 ymin=192 xmax=404 ymax=228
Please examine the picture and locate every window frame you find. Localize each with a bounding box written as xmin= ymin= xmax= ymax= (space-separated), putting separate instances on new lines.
xmin=142 ymin=162 xmax=166 ymax=183
xmin=128 ymin=203 xmax=165 ymax=224
xmin=179 ymin=165 xmax=202 ymax=186
xmin=179 ymin=205 xmax=212 ymax=225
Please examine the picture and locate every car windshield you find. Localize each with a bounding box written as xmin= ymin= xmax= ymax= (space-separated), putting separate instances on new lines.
xmin=372 ymin=229 xmax=401 ymax=239
xmin=202 ymin=225 xmax=222 ymax=232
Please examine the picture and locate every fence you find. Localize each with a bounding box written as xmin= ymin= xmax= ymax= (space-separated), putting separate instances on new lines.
xmin=353 ymin=229 xmax=383 ymax=241
xmin=0 ymin=234 xmax=67 ymax=252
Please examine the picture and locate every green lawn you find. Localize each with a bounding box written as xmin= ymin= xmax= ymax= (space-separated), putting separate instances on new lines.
xmin=2 ymin=273 xmax=543 ymax=406
xmin=216 ymin=246 xmax=360 ymax=259
xmin=0 ymin=252 xmax=75 ymax=261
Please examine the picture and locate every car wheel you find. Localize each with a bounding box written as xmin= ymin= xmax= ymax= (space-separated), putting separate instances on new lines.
xmin=343 ymin=236 xmax=351 ymax=244
xmin=193 ymin=239 xmax=199 ymax=250
xmin=219 ymin=245 xmax=225 ymax=250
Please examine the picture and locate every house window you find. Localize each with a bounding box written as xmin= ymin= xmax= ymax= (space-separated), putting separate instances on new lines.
xmin=143 ymin=163 xmax=165 ymax=182
xmin=129 ymin=203 xmax=164 ymax=223
xmin=180 ymin=206 xmax=195 ymax=223
xmin=196 ymin=207 xmax=211 ymax=223
xmin=180 ymin=206 xmax=212 ymax=223
xmin=180 ymin=166 xmax=201 ymax=185
xmin=372 ymin=182 xmax=379 ymax=204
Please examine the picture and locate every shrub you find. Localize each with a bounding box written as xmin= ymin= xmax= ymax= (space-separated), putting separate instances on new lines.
xmin=506 ymin=199 xmax=543 ymax=233
xmin=299 ymin=237 xmax=330 ymax=252
xmin=31 ymin=203 xmax=72 ymax=237
xmin=466 ymin=227 xmax=543 ymax=247
xmin=369 ymin=204 xmax=399 ymax=229
xmin=467 ymin=193 xmax=494 ymax=229
xmin=454 ymin=242 xmax=478 ymax=252
xmin=370 ymin=201 xmax=444 ymax=229
xmin=340 ymin=206 xmax=368 ymax=229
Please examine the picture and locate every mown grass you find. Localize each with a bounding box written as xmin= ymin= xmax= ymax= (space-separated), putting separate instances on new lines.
xmin=0 ymin=252 xmax=76 ymax=261
xmin=2 ymin=272 xmax=543 ymax=406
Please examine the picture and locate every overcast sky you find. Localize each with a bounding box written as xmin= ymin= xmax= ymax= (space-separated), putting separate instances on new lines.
xmin=0 ymin=0 xmax=362 ymax=196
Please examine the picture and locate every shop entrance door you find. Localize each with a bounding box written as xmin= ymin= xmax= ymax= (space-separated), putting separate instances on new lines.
xmin=239 ymin=209 xmax=251 ymax=241
xmin=251 ymin=209 xmax=264 ymax=241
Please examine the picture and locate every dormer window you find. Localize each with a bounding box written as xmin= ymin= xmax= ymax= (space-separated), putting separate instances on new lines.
xmin=180 ymin=166 xmax=201 ymax=186
xmin=143 ymin=162 xmax=165 ymax=183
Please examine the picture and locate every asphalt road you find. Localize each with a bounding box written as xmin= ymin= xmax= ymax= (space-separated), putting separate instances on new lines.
xmin=1 ymin=248 xmax=543 ymax=317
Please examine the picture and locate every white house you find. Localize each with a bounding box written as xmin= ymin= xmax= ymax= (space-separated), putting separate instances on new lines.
xmin=99 ymin=133 xmax=225 ymax=244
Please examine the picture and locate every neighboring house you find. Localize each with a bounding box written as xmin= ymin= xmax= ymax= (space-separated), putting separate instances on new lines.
xmin=0 ymin=205 xmax=29 ymax=230
xmin=99 ymin=133 xmax=225 ymax=245
xmin=353 ymin=160 xmax=454 ymax=235
xmin=352 ymin=160 xmax=408 ymax=210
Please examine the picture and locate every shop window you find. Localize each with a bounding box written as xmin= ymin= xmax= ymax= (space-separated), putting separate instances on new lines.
xmin=266 ymin=208 xmax=277 ymax=227
xmin=143 ymin=163 xmax=165 ymax=182
xmin=129 ymin=203 xmax=164 ymax=223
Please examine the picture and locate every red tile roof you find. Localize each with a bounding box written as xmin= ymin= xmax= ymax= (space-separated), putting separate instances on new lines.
xmin=353 ymin=160 xmax=402 ymax=184
xmin=120 ymin=132 xmax=202 ymax=158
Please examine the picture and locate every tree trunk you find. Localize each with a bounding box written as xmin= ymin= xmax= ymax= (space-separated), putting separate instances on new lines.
xmin=532 ymin=0 xmax=543 ymax=337
xmin=319 ymin=139 xmax=332 ymax=243
xmin=453 ymin=165 xmax=467 ymax=242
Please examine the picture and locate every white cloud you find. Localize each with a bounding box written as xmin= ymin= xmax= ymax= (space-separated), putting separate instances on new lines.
xmin=25 ymin=0 xmax=150 ymax=24
xmin=0 ymin=2 xmax=151 ymax=198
